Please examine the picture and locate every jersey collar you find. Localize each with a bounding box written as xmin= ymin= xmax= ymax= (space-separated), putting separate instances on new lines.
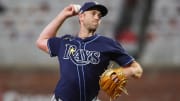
xmin=75 ymin=34 xmax=98 ymax=42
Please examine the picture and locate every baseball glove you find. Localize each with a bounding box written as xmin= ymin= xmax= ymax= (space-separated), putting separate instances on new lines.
xmin=99 ymin=67 xmax=128 ymax=100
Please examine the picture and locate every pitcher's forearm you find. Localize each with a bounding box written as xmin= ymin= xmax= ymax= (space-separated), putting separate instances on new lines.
xmin=39 ymin=13 xmax=67 ymax=39
xmin=36 ymin=5 xmax=77 ymax=53
xmin=36 ymin=13 xmax=67 ymax=53
xmin=122 ymin=61 xmax=143 ymax=79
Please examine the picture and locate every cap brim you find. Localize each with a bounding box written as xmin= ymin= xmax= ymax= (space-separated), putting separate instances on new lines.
xmin=86 ymin=5 xmax=108 ymax=17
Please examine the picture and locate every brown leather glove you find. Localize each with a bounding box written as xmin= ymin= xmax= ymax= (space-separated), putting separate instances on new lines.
xmin=99 ymin=68 xmax=128 ymax=100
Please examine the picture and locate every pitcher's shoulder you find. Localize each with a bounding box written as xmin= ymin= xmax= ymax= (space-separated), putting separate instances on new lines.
xmin=61 ymin=34 xmax=75 ymax=41
xmin=97 ymin=35 xmax=117 ymax=43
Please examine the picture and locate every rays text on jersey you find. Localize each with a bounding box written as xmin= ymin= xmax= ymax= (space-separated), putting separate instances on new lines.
xmin=63 ymin=44 xmax=100 ymax=65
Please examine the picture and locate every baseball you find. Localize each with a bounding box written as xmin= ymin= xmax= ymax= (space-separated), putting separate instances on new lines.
xmin=73 ymin=4 xmax=81 ymax=13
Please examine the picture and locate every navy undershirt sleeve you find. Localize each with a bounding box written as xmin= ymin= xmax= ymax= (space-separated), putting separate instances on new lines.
xmin=47 ymin=37 xmax=61 ymax=57
xmin=110 ymin=40 xmax=134 ymax=66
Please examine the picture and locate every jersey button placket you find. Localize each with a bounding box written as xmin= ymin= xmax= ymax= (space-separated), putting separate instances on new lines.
xmin=79 ymin=41 xmax=86 ymax=101
xmin=81 ymin=42 xmax=85 ymax=48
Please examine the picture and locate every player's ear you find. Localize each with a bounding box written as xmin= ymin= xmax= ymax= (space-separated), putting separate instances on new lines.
xmin=78 ymin=13 xmax=84 ymax=22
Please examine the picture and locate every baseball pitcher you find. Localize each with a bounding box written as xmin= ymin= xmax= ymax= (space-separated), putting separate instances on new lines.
xmin=36 ymin=1 xmax=143 ymax=101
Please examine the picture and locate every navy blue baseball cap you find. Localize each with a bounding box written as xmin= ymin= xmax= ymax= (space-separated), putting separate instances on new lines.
xmin=79 ymin=1 xmax=108 ymax=17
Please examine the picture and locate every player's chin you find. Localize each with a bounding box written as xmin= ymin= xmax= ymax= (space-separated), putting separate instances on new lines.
xmin=90 ymin=25 xmax=99 ymax=30
xmin=89 ymin=27 xmax=97 ymax=31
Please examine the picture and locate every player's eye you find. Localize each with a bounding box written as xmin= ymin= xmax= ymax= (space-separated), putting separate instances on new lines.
xmin=91 ymin=11 xmax=102 ymax=19
xmin=91 ymin=11 xmax=96 ymax=16
xmin=97 ymin=13 xmax=102 ymax=18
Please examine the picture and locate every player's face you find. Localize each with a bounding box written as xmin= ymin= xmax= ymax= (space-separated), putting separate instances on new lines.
xmin=79 ymin=10 xmax=102 ymax=31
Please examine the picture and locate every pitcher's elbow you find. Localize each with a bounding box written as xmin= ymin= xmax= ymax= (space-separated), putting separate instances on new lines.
xmin=36 ymin=39 xmax=41 ymax=49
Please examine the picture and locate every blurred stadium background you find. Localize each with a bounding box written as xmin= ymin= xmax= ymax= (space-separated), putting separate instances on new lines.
xmin=0 ymin=0 xmax=180 ymax=101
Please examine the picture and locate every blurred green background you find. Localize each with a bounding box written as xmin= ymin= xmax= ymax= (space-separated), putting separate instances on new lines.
xmin=0 ymin=0 xmax=180 ymax=101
